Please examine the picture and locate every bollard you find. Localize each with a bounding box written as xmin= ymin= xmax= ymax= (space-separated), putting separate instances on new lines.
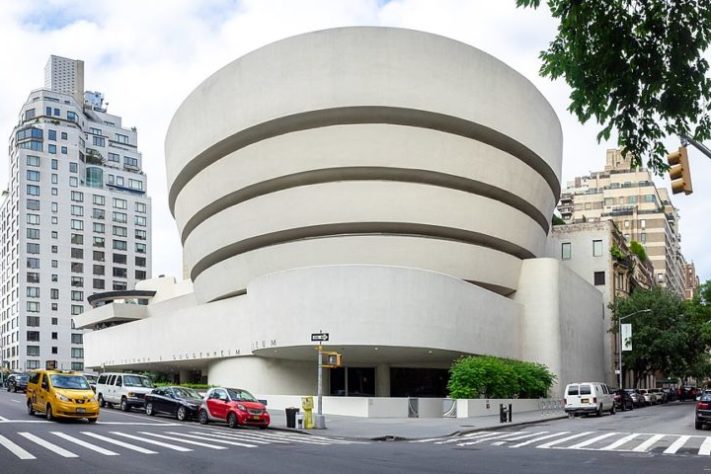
xmin=508 ymin=403 xmax=512 ymax=422
xmin=499 ymin=404 xmax=507 ymax=423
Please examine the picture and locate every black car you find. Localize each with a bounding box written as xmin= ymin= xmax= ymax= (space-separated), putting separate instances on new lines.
xmin=696 ymin=393 xmax=711 ymax=429
xmin=144 ymin=386 xmax=203 ymax=421
xmin=612 ymin=388 xmax=634 ymax=411
xmin=6 ymin=373 xmax=29 ymax=392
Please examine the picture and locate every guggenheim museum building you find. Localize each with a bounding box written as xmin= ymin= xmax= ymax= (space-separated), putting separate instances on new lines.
xmin=76 ymin=27 xmax=606 ymax=398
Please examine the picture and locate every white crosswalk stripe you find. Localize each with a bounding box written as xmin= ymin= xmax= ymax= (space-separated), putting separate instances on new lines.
xmin=0 ymin=434 xmax=36 ymax=460
xmin=600 ymin=433 xmax=640 ymax=451
xmin=51 ymin=431 xmax=119 ymax=456
xmin=510 ymin=431 xmax=570 ymax=448
xmin=109 ymin=431 xmax=193 ymax=452
xmin=457 ymin=432 xmax=525 ymax=447
xmin=138 ymin=431 xmax=228 ymax=449
xmin=663 ymin=435 xmax=690 ymax=454
xmin=536 ymin=432 xmax=593 ymax=449
xmin=18 ymin=432 xmax=78 ymax=458
xmin=565 ymin=432 xmax=618 ymax=450
xmin=698 ymin=437 xmax=711 ymax=455
xmin=171 ymin=431 xmax=259 ymax=447
xmin=82 ymin=432 xmax=158 ymax=454
xmin=632 ymin=434 xmax=665 ymax=452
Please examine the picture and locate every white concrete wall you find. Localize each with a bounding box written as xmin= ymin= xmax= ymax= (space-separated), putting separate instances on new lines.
xmin=456 ymin=398 xmax=543 ymax=418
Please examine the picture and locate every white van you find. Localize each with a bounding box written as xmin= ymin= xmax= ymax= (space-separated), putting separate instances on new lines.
xmin=564 ymin=382 xmax=615 ymax=416
xmin=95 ymin=373 xmax=155 ymax=412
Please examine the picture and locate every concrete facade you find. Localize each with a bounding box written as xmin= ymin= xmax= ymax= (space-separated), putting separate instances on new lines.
xmin=76 ymin=27 xmax=604 ymax=400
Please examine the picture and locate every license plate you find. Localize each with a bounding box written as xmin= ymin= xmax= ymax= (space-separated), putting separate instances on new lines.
xmin=581 ymin=398 xmax=589 ymax=404
xmin=76 ymin=408 xmax=86 ymax=413
xmin=251 ymin=416 xmax=260 ymax=421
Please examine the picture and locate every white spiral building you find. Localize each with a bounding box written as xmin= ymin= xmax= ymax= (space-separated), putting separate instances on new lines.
xmin=77 ymin=27 xmax=606 ymax=399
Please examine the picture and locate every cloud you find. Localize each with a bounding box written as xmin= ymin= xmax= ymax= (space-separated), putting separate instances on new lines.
xmin=0 ymin=0 xmax=707 ymax=283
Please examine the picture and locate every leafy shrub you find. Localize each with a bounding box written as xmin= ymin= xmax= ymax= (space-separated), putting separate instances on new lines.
xmin=448 ymin=355 xmax=556 ymax=399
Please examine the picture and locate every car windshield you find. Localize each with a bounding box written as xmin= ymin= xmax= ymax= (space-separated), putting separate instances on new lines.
xmin=173 ymin=387 xmax=201 ymax=399
xmin=226 ymin=388 xmax=258 ymax=402
xmin=123 ymin=375 xmax=154 ymax=388
xmin=49 ymin=375 xmax=90 ymax=390
xmin=84 ymin=375 xmax=98 ymax=383
xmin=17 ymin=375 xmax=29 ymax=381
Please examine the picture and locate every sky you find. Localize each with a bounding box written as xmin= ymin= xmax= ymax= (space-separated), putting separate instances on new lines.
xmin=0 ymin=0 xmax=709 ymax=284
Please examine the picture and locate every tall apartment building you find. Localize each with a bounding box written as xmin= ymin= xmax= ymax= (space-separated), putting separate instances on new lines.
xmin=558 ymin=149 xmax=694 ymax=298
xmin=0 ymin=55 xmax=152 ymax=372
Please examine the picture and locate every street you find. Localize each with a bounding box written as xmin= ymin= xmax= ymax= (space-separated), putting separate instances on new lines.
xmin=1 ymin=389 xmax=711 ymax=473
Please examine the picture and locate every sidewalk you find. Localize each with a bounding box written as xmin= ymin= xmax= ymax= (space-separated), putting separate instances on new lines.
xmin=269 ymin=409 xmax=566 ymax=441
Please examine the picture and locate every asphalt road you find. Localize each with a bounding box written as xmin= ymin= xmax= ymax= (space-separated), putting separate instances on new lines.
xmin=1 ymin=389 xmax=710 ymax=474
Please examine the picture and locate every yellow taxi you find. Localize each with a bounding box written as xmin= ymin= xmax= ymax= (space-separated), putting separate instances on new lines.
xmin=26 ymin=370 xmax=99 ymax=422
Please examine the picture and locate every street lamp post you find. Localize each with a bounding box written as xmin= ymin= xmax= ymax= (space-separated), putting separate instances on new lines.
xmin=618 ymin=309 xmax=652 ymax=390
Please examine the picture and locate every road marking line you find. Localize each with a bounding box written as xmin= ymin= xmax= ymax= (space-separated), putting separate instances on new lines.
xmin=510 ymin=432 xmax=570 ymax=448
xmin=565 ymin=432 xmax=619 ymax=450
xmin=664 ymin=435 xmax=691 ymax=454
xmin=0 ymin=434 xmax=36 ymax=460
xmin=18 ymin=432 xmax=78 ymax=458
xmin=81 ymin=432 xmax=157 ymax=454
xmin=199 ymin=429 xmax=290 ymax=444
xmin=171 ymin=432 xmax=258 ymax=448
xmin=52 ymin=432 xmax=119 ymax=456
xmin=138 ymin=431 xmax=227 ymax=450
xmin=537 ymin=432 xmax=593 ymax=449
xmin=411 ymin=437 xmax=445 ymax=443
xmin=97 ymin=422 xmax=181 ymax=426
xmin=632 ymin=434 xmax=665 ymax=452
xmin=205 ymin=429 xmax=329 ymax=445
xmin=110 ymin=432 xmax=192 ymax=452
xmin=457 ymin=431 xmax=525 ymax=446
xmin=503 ymin=431 xmax=549 ymax=442
xmin=436 ymin=431 xmax=495 ymax=445
xmin=599 ymin=433 xmax=640 ymax=451
xmin=699 ymin=437 xmax=711 ymax=455
xmin=0 ymin=415 xmax=8 ymax=421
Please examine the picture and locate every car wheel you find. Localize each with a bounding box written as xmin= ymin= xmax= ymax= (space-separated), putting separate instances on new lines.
xmin=27 ymin=400 xmax=34 ymax=416
xmin=176 ymin=406 xmax=187 ymax=422
xmin=145 ymin=402 xmax=155 ymax=416
xmin=610 ymin=404 xmax=616 ymax=415
xmin=596 ymin=405 xmax=602 ymax=417
xmin=696 ymin=420 xmax=704 ymax=430
xmin=98 ymin=394 xmax=106 ymax=408
xmin=259 ymin=426 xmax=268 ymax=430
xmin=198 ymin=409 xmax=209 ymax=425
xmin=46 ymin=404 xmax=54 ymax=421
xmin=87 ymin=418 xmax=98 ymax=423
xmin=120 ymin=398 xmax=129 ymax=412
xmin=227 ymin=412 xmax=238 ymax=429
xmin=13 ymin=386 xmax=18 ymax=393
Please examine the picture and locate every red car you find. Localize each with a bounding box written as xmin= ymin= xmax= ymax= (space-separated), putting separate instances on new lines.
xmin=198 ymin=387 xmax=270 ymax=429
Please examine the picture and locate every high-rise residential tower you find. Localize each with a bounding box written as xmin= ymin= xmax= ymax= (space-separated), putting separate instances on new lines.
xmin=0 ymin=55 xmax=152 ymax=372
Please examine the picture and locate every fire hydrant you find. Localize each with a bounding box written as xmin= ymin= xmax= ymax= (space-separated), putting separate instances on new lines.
xmin=301 ymin=396 xmax=314 ymax=429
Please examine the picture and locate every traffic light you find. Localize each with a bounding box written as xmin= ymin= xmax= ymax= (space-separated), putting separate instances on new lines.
xmin=321 ymin=351 xmax=342 ymax=368
xmin=667 ymin=146 xmax=693 ymax=195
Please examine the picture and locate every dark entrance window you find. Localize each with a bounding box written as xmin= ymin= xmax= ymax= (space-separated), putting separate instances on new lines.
xmin=329 ymin=367 xmax=375 ymax=397
xmin=390 ymin=368 xmax=449 ymax=397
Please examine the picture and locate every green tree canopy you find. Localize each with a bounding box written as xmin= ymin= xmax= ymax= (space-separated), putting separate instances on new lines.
xmin=517 ymin=0 xmax=711 ymax=173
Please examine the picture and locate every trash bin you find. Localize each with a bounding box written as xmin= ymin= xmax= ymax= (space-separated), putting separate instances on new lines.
xmin=296 ymin=413 xmax=304 ymax=429
xmin=285 ymin=407 xmax=300 ymax=428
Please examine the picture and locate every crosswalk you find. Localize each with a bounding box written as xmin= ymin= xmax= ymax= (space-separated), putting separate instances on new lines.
xmin=411 ymin=429 xmax=711 ymax=456
xmin=0 ymin=427 xmax=365 ymax=461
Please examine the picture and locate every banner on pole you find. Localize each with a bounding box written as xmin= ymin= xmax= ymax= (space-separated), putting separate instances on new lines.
xmin=621 ymin=324 xmax=632 ymax=351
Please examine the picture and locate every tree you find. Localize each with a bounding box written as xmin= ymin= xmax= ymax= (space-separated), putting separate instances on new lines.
xmin=610 ymin=286 xmax=687 ymax=386
xmin=517 ymin=0 xmax=711 ymax=173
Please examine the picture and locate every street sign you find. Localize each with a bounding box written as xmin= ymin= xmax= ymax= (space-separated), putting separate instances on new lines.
xmin=311 ymin=332 xmax=329 ymax=342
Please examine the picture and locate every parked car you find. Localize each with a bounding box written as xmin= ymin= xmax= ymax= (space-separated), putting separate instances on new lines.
xmin=26 ymin=370 xmax=99 ymax=423
xmin=95 ymin=373 xmax=155 ymax=411
xmin=6 ymin=373 xmax=29 ymax=393
xmin=696 ymin=393 xmax=711 ymax=429
xmin=83 ymin=374 xmax=98 ymax=393
xmin=662 ymin=388 xmax=677 ymax=402
xmin=624 ymin=389 xmax=645 ymax=407
xmin=564 ymin=382 xmax=615 ymax=417
xmin=611 ymin=388 xmax=634 ymax=411
xmin=145 ymin=386 xmax=203 ymax=421
xmin=638 ymin=389 xmax=658 ymax=405
xmin=198 ymin=387 xmax=270 ymax=428
xmin=648 ymin=388 xmax=667 ymax=404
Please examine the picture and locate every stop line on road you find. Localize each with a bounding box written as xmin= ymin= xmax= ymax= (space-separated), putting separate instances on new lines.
xmin=412 ymin=429 xmax=711 ymax=456
xmin=0 ymin=427 xmax=367 ymax=461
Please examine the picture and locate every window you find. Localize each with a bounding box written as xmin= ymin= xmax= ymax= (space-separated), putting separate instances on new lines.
xmin=70 ymin=162 xmax=78 ymax=173
xmin=71 ymin=191 xmax=84 ymax=202
xmin=561 ymin=242 xmax=571 ymax=260
xmin=27 ymin=272 xmax=40 ymax=283
xmin=93 ymin=208 xmax=105 ymax=219
xmin=134 ymin=215 xmax=146 ymax=227
xmin=53 ymin=107 xmax=60 ymax=116
xmin=52 ymin=231 xmax=58 ymax=239
xmin=71 ymin=290 xmax=84 ymax=301
xmin=71 ymin=305 xmax=83 ymax=315
xmin=93 ymin=251 xmax=105 ymax=262
xmin=135 ymin=202 xmax=146 ymax=213
xmin=27 ymin=213 xmax=39 ymax=225
xmin=27 ymin=243 xmax=40 ymax=254
xmin=26 ymin=228 xmax=40 ymax=240
xmin=113 ymin=267 xmax=127 ymax=278
xmin=135 ymin=270 xmax=147 ymax=280
xmin=25 ymin=108 xmax=35 ymax=120
xmin=71 ymin=262 xmax=84 ymax=273
xmin=71 ymin=219 xmax=83 ymax=230
xmin=71 ymin=362 xmax=84 ymax=371
xmin=61 ymin=146 xmax=67 ymax=154
xmin=71 ymin=248 xmax=83 ymax=259
xmin=129 ymin=179 xmax=143 ymax=190
xmin=71 ymin=334 xmax=83 ymax=344
xmin=48 ymin=144 xmax=57 ymax=154
xmin=27 ymin=316 xmax=40 ymax=327
xmin=26 ymin=155 xmax=40 ymax=166
xmin=70 ymin=176 xmax=78 ymax=187
xmin=93 ymin=264 xmax=104 ymax=275
xmin=67 ymin=111 xmax=77 ymax=122
xmin=93 ymin=194 xmax=105 ymax=205
xmin=52 ymin=173 xmax=58 ymax=184
xmin=26 ymin=287 xmax=40 ymax=297
xmin=71 ymin=205 xmax=84 ymax=216
xmin=113 ymin=281 xmax=127 ymax=291
xmin=135 ymin=256 xmax=146 ymax=267
xmin=71 ymin=233 xmax=84 ymax=245
xmin=52 ymin=259 xmax=58 ymax=268
xmin=113 ymin=226 xmax=127 ymax=237
xmin=27 ymin=257 xmax=40 ymax=269
xmin=113 ymin=198 xmax=127 ymax=209
xmin=52 ymin=318 xmax=58 ymax=325
xmin=27 ymin=198 xmax=40 ymax=210
xmin=116 ymin=133 xmax=129 ymax=144
xmin=93 ymin=222 xmax=105 ymax=233
xmin=136 ymin=243 xmax=146 ymax=254
xmin=27 ymin=331 xmax=40 ymax=342
xmin=113 ymin=253 xmax=127 ymax=264
xmin=51 ymin=245 xmax=58 ymax=253
xmin=52 ymin=187 xmax=58 ymax=195
xmin=27 ymin=301 xmax=40 ymax=312
xmin=108 ymin=152 xmax=120 ymax=162
xmin=93 ymin=236 xmax=105 ymax=247
xmin=26 ymin=170 xmax=40 ymax=182
xmin=117 ymin=176 xmax=124 ymax=186
xmin=593 ymin=240 xmax=603 ymax=257
xmin=113 ymin=240 xmax=127 ymax=251
xmin=27 ymin=184 xmax=40 ymax=196
xmin=112 ymin=212 xmax=127 ymax=223
xmin=52 ymin=332 xmax=57 ymax=340
xmin=594 ymin=271 xmax=606 ymax=286
xmin=71 ymin=348 xmax=84 ymax=358
xmin=93 ymin=279 xmax=105 ymax=290
xmin=51 ymin=289 xmax=59 ymax=300
xmin=61 ymin=131 xmax=67 ymax=140
xmin=27 ymin=346 xmax=40 ymax=357
xmin=71 ymin=276 xmax=83 ymax=287
xmin=641 ymin=232 xmax=647 ymax=244
xmin=640 ymin=219 xmax=646 ymax=229
xmin=51 ymin=159 xmax=58 ymax=170
xmin=93 ymin=136 xmax=105 ymax=147
xmin=48 ymin=129 xmax=57 ymax=140
xmin=135 ymin=229 xmax=147 ymax=240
